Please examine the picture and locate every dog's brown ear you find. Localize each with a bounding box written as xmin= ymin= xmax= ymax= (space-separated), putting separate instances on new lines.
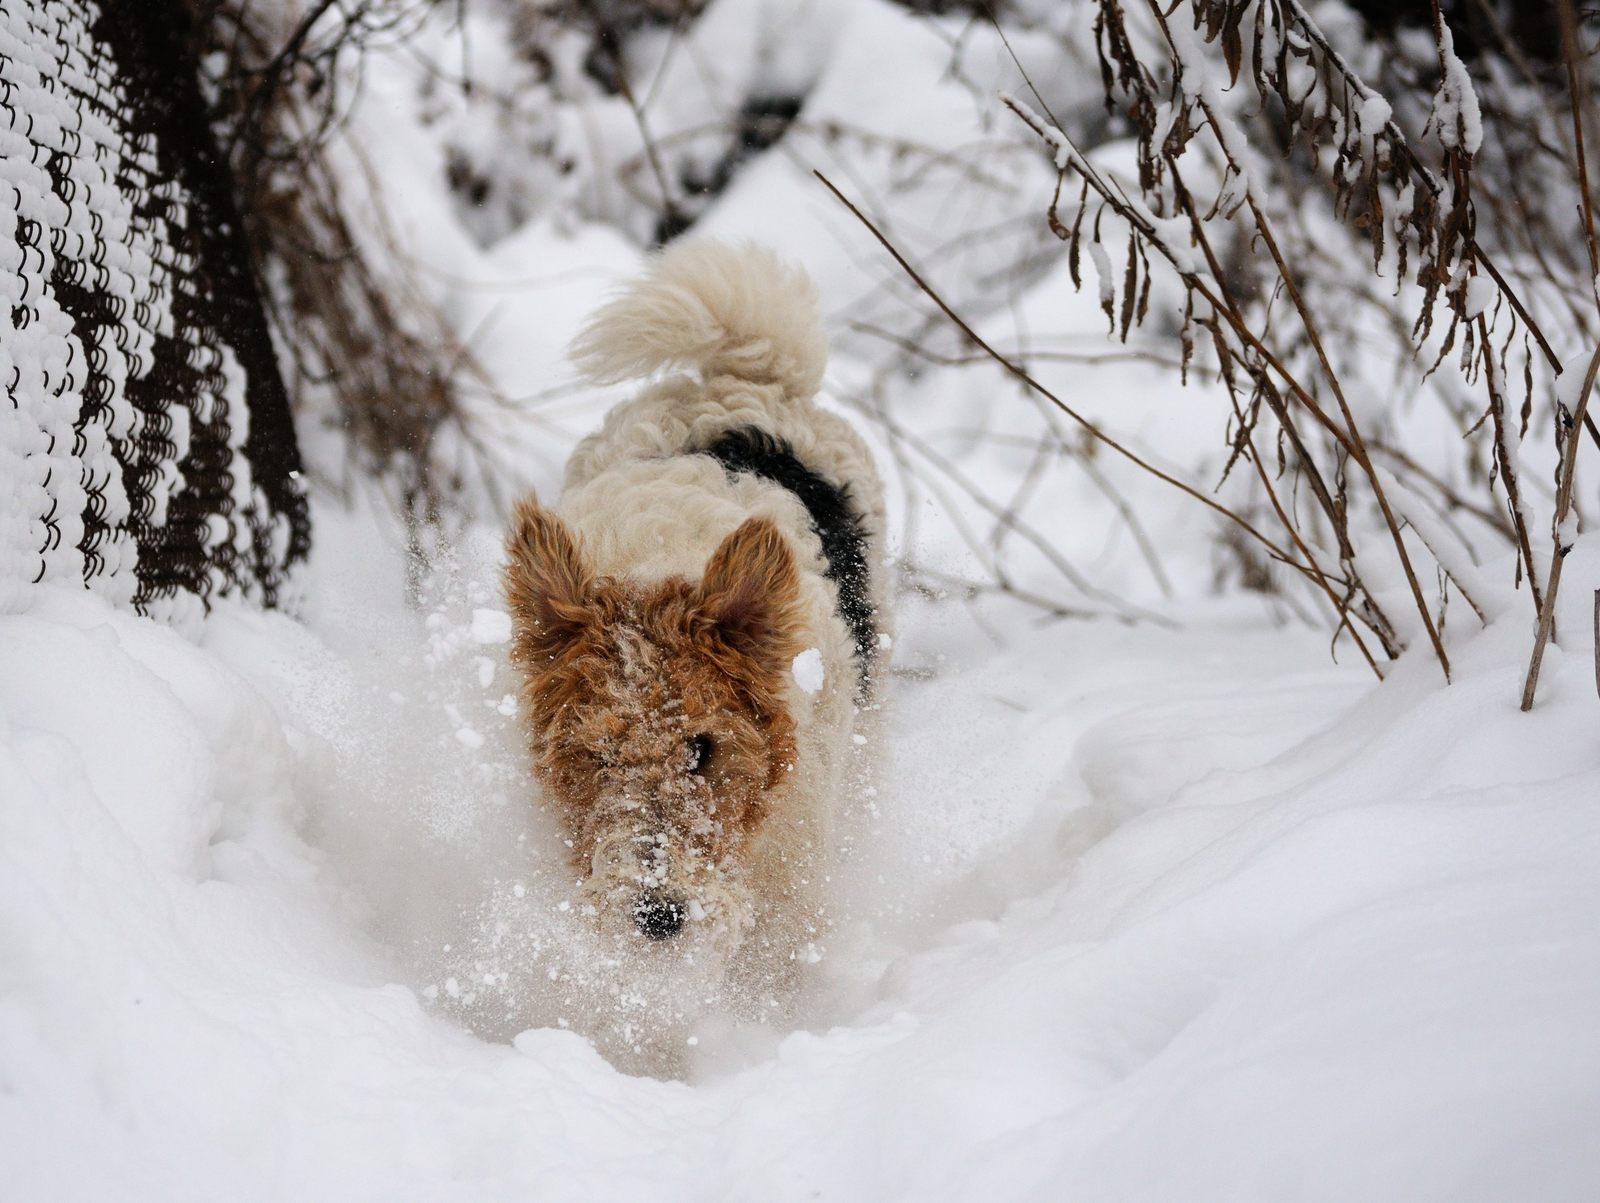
xmin=504 ymin=499 xmax=595 ymax=662
xmin=699 ymin=517 xmax=804 ymax=670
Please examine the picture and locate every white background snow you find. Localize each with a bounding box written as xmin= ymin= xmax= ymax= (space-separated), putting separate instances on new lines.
xmin=5 ymin=1 xmax=1600 ymax=1199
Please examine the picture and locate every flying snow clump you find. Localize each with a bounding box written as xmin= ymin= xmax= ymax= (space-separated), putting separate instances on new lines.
xmin=791 ymin=648 xmax=825 ymax=694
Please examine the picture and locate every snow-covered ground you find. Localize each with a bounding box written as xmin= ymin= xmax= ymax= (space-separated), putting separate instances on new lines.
xmin=6 ymin=1 xmax=1600 ymax=1198
xmin=9 ymin=522 xmax=1600 ymax=1200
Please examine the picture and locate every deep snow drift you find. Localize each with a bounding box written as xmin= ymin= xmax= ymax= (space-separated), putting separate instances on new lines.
xmin=7 ymin=528 xmax=1600 ymax=1200
xmin=6 ymin=0 xmax=1600 ymax=1198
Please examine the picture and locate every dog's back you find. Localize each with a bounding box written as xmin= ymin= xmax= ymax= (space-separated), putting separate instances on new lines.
xmin=556 ymin=241 xmax=890 ymax=698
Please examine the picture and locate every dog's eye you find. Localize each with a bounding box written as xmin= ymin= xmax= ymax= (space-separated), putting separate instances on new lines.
xmin=687 ymin=734 xmax=713 ymax=774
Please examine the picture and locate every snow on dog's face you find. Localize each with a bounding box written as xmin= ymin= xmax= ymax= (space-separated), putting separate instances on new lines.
xmin=503 ymin=500 xmax=802 ymax=958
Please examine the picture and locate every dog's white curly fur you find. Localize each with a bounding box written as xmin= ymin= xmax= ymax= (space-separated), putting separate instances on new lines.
xmin=552 ymin=240 xmax=889 ymax=995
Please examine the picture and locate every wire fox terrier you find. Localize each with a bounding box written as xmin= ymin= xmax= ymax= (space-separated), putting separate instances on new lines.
xmin=503 ymin=241 xmax=888 ymax=1008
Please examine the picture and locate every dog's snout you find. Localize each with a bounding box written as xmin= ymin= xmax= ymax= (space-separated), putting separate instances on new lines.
xmin=632 ymin=892 xmax=686 ymax=940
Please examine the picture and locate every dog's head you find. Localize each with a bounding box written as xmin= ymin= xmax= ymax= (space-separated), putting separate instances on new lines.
xmin=503 ymin=500 xmax=805 ymax=954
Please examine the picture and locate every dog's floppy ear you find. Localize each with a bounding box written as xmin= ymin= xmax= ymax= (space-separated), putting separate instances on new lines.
xmin=699 ymin=517 xmax=804 ymax=671
xmin=504 ymin=498 xmax=595 ymax=662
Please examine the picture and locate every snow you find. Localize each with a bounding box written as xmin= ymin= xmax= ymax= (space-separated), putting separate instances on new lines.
xmin=1463 ymin=273 xmax=1497 ymax=320
xmin=5 ymin=1 xmax=1600 ymax=1198
xmin=1357 ymin=92 xmax=1393 ymax=136
xmin=1433 ymin=21 xmax=1484 ymax=155
xmin=7 ymin=552 xmax=1600 ymax=1199
xmin=791 ymin=647 xmax=826 ymax=694
xmin=1558 ymin=349 xmax=1596 ymax=411
xmin=469 ymin=607 xmax=513 ymax=645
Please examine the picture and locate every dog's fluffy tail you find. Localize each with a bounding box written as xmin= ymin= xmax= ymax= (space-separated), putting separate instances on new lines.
xmin=570 ymin=241 xmax=827 ymax=398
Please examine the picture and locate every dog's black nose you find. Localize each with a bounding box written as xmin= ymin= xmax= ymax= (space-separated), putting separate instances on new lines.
xmin=631 ymin=893 xmax=686 ymax=940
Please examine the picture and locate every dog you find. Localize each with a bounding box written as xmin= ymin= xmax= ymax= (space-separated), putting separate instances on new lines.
xmin=502 ymin=241 xmax=889 ymax=1019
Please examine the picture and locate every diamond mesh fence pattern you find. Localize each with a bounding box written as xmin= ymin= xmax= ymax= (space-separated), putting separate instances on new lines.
xmin=0 ymin=0 xmax=309 ymax=627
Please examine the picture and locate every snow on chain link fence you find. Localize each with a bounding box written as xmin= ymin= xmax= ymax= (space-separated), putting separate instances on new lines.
xmin=0 ymin=0 xmax=309 ymax=628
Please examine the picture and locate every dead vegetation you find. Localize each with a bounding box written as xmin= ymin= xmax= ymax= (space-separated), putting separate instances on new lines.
xmin=181 ymin=0 xmax=1600 ymax=705
xmin=826 ymin=0 xmax=1600 ymax=705
xmin=187 ymin=0 xmax=488 ymax=528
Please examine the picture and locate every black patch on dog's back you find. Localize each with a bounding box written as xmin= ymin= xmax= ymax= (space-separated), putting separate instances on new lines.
xmin=700 ymin=427 xmax=876 ymax=681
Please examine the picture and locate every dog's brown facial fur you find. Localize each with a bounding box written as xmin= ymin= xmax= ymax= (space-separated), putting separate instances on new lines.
xmin=504 ymin=500 xmax=805 ymax=938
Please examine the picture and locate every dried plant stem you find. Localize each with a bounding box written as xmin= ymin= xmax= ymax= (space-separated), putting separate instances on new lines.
xmin=815 ymin=169 xmax=1299 ymax=558
xmin=815 ymin=168 xmax=1393 ymax=673
xmin=991 ymin=0 xmax=1600 ymax=703
xmin=1281 ymin=0 xmax=1561 ymax=373
xmin=1163 ymin=157 xmax=1397 ymax=660
xmin=847 ymin=321 xmax=1187 ymax=372
xmin=1367 ymin=439 xmax=1515 ymax=543
xmin=1593 ymin=589 xmax=1599 ymax=704
xmin=852 ymin=339 xmax=1166 ymax=626
xmin=1133 ymin=0 xmax=1449 ymax=679
xmin=878 ymin=410 xmax=1146 ymax=613
xmin=1223 ymin=391 xmax=1384 ymax=671
xmin=230 ymin=0 xmax=340 ymax=185
xmin=1008 ymin=100 xmax=1379 ymax=468
xmin=1478 ymin=312 xmax=1545 ymax=619
xmin=1557 ymin=0 xmax=1600 ymax=309
xmin=1555 ymin=0 xmax=1600 ymax=460
xmin=900 ymin=561 xmax=1154 ymax=627
xmin=1521 ymin=343 xmax=1600 ymax=710
xmin=1521 ymin=6 xmax=1600 ymax=711
xmin=1243 ymin=195 xmax=1450 ymax=679
xmin=1060 ymin=424 xmax=1176 ymax=599
xmin=1011 ymin=100 xmax=1408 ymax=659
xmin=577 ymin=0 xmax=685 ymax=235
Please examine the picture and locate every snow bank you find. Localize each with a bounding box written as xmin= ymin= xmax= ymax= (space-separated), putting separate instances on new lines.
xmin=5 ymin=516 xmax=1600 ymax=1198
